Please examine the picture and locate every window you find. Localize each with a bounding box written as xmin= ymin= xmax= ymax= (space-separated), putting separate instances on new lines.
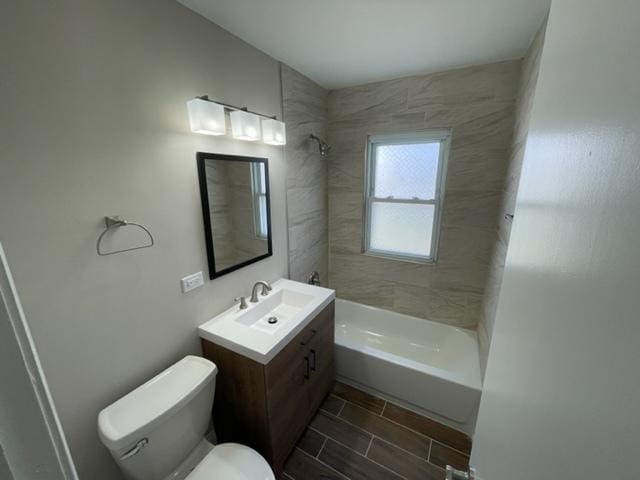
xmin=251 ymin=162 xmax=268 ymax=239
xmin=363 ymin=131 xmax=449 ymax=262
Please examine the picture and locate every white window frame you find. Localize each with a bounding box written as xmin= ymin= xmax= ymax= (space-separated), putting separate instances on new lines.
xmin=250 ymin=163 xmax=268 ymax=240
xmin=362 ymin=130 xmax=450 ymax=263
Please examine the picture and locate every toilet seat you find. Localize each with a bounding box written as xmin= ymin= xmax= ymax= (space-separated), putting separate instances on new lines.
xmin=186 ymin=443 xmax=275 ymax=480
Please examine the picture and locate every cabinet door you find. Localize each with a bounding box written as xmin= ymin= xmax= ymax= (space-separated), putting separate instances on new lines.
xmin=307 ymin=303 xmax=335 ymax=413
xmin=264 ymin=324 xmax=312 ymax=467
xmin=264 ymin=301 xmax=335 ymax=469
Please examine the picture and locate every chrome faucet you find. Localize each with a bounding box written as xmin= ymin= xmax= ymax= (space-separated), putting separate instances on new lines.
xmin=250 ymin=281 xmax=272 ymax=303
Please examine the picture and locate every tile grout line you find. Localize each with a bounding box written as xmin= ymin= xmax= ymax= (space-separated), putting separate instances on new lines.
xmin=294 ymin=446 xmax=349 ymax=480
xmin=326 ymin=405 xmax=451 ymax=471
xmin=380 ymin=399 xmax=472 ymax=453
xmin=316 ymin=434 xmax=329 ymax=459
xmin=332 ymin=388 xmax=470 ymax=456
xmin=430 ymin=438 xmax=471 ymax=458
xmin=314 ymin=410 xmax=434 ymax=477
xmin=374 ymin=434 xmax=445 ymax=474
xmin=335 ymin=385 xmax=471 ymax=454
xmin=295 ymin=385 xmax=462 ymax=478
xmin=380 ymin=399 xmax=388 ymax=417
xmin=329 ymin=407 xmax=432 ymax=462
xmin=321 ymin=436 xmax=410 ymax=480
xmin=339 ymin=399 xmax=435 ymax=443
xmin=371 ymin=401 xmax=471 ymax=457
xmin=364 ymin=435 xmax=374 ymax=457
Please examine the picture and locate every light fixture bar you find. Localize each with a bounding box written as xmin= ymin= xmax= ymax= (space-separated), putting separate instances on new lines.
xmin=196 ymin=95 xmax=278 ymax=121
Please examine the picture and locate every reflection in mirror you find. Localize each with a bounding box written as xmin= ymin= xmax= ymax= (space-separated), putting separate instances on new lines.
xmin=197 ymin=153 xmax=272 ymax=279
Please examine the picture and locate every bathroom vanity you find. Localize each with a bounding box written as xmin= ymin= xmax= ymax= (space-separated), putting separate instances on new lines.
xmin=198 ymin=279 xmax=335 ymax=473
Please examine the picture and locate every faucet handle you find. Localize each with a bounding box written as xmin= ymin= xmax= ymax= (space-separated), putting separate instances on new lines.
xmin=234 ymin=296 xmax=248 ymax=310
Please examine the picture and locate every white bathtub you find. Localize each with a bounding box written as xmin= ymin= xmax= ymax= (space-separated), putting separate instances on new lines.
xmin=334 ymin=299 xmax=482 ymax=433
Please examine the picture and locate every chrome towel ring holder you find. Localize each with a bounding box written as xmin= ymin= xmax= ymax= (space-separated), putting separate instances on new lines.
xmin=96 ymin=216 xmax=154 ymax=256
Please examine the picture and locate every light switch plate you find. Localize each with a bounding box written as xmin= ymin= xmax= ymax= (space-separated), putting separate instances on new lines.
xmin=181 ymin=271 xmax=204 ymax=293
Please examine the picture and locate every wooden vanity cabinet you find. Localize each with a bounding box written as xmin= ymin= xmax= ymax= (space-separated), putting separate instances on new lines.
xmin=201 ymin=300 xmax=335 ymax=473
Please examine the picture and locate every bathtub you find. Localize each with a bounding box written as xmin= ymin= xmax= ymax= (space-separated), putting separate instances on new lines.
xmin=334 ymin=299 xmax=482 ymax=433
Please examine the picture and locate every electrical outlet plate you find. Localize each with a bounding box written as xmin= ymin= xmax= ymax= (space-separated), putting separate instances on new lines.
xmin=181 ymin=271 xmax=204 ymax=293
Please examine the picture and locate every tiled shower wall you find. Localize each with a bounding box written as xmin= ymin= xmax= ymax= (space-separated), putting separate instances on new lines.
xmin=478 ymin=21 xmax=548 ymax=374
xmin=326 ymin=61 xmax=521 ymax=327
xmin=281 ymin=65 xmax=329 ymax=285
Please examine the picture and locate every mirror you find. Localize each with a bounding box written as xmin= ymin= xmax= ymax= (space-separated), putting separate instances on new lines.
xmin=197 ymin=152 xmax=272 ymax=279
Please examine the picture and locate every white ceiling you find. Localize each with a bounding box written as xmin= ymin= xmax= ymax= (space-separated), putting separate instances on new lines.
xmin=178 ymin=0 xmax=550 ymax=89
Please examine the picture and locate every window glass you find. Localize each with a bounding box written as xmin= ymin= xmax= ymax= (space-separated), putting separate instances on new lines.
xmin=369 ymin=202 xmax=435 ymax=257
xmin=374 ymin=143 xmax=440 ymax=200
xmin=364 ymin=132 xmax=448 ymax=261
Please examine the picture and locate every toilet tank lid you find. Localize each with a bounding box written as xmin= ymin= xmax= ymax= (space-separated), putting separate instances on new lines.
xmin=98 ymin=356 xmax=217 ymax=451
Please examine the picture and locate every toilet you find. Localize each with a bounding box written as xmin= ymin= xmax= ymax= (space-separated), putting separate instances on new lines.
xmin=98 ymin=355 xmax=275 ymax=480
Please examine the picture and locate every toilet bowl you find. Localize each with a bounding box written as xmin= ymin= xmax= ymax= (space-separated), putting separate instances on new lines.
xmin=97 ymin=355 xmax=274 ymax=480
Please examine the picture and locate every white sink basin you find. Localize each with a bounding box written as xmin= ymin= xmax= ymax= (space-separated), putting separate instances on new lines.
xmin=198 ymin=279 xmax=335 ymax=364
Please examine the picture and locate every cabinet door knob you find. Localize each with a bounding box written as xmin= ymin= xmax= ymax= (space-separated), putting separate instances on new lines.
xmin=304 ymin=356 xmax=310 ymax=379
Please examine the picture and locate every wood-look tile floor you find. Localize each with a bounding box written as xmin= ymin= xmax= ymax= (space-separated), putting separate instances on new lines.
xmin=281 ymin=382 xmax=472 ymax=480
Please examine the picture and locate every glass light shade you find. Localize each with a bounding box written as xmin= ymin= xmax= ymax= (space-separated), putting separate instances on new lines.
xmin=230 ymin=110 xmax=261 ymax=141
xmin=261 ymin=118 xmax=287 ymax=145
xmin=186 ymin=98 xmax=226 ymax=135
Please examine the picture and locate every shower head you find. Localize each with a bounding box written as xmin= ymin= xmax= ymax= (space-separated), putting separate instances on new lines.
xmin=309 ymin=134 xmax=331 ymax=157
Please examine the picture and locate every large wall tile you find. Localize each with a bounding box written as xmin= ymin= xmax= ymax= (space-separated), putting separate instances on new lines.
xmin=328 ymin=78 xmax=409 ymax=120
xmin=444 ymin=147 xmax=511 ymax=191
xmin=438 ymin=226 xmax=497 ymax=266
xmin=329 ymin=270 xmax=396 ymax=309
xmin=328 ymin=220 xmax=363 ymax=256
xmin=327 ymin=60 xmax=521 ymax=329
xmin=328 ymin=152 xmax=365 ymax=194
xmin=282 ymin=64 xmax=329 ymax=285
xmin=329 ymin=252 xmax=432 ymax=288
xmin=407 ymin=60 xmax=520 ymax=111
xmin=441 ymin=190 xmax=503 ymax=229
xmin=392 ymin=283 xmax=470 ymax=326
xmin=328 ymin=191 xmax=363 ymax=221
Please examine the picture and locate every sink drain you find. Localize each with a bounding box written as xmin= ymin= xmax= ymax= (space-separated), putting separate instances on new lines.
xmin=267 ymin=316 xmax=278 ymax=324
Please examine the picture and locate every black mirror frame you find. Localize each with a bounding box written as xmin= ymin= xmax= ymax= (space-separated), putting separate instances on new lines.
xmin=196 ymin=152 xmax=273 ymax=280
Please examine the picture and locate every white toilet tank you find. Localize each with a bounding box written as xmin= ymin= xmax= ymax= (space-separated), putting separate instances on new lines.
xmin=98 ymin=356 xmax=217 ymax=480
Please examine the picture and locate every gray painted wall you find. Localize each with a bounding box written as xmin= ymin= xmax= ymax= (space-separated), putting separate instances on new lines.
xmin=0 ymin=447 xmax=12 ymax=480
xmin=326 ymin=61 xmax=521 ymax=327
xmin=472 ymin=1 xmax=640 ymax=478
xmin=477 ymin=20 xmax=548 ymax=375
xmin=281 ymin=65 xmax=329 ymax=285
xmin=0 ymin=1 xmax=287 ymax=478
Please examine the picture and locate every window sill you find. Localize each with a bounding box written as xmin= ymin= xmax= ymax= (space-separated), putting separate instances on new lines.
xmin=361 ymin=250 xmax=436 ymax=265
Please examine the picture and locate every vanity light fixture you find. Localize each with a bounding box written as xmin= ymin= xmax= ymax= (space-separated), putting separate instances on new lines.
xmin=230 ymin=110 xmax=261 ymax=142
xmin=186 ymin=98 xmax=226 ymax=136
xmin=261 ymin=118 xmax=287 ymax=146
xmin=187 ymin=95 xmax=286 ymax=145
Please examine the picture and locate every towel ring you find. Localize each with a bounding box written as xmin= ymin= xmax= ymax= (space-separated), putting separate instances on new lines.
xmin=96 ymin=216 xmax=154 ymax=256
